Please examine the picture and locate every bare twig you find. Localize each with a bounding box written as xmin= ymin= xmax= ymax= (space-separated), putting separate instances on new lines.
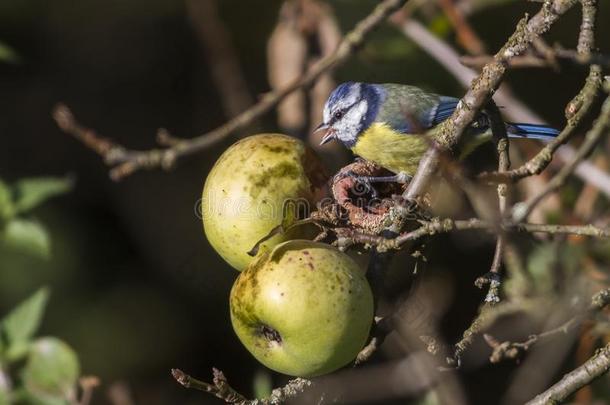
xmin=77 ymin=376 xmax=100 ymax=405
xmin=172 ymin=368 xmax=312 ymax=405
xmin=480 ymin=0 xmax=602 ymax=185
xmin=460 ymin=54 xmax=549 ymax=69
xmin=333 ymin=217 xmax=610 ymax=252
xmin=485 ymin=288 xmax=610 ymax=363
xmin=460 ymin=48 xmax=610 ymax=69
xmin=355 ymin=316 xmax=394 ymax=365
xmin=512 ymin=91 xmax=610 ymax=222
xmin=525 ymin=342 xmax=610 ymax=405
xmin=486 ymin=102 xmax=510 ymax=304
xmin=450 ymin=303 xmax=495 ymax=368
xmin=479 ymin=65 xmax=603 ymax=185
xmin=55 ymin=0 xmax=408 ymax=180
xmin=172 ymin=368 xmax=247 ymax=403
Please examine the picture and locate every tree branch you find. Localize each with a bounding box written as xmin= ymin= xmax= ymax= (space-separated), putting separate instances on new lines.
xmin=512 ymin=89 xmax=610 ymax=222
xmin=333 ymin=217 xmax=610 ymax=252
xmin=486 ymin=101 xmax=510 ymax=304
xmin=401 ymin=0 xmax=580 ymax=201
xmin=397 ymin=16 xmax=610 ymax=198
xmin=525 ymin=342 xmax=610 ymax=405
xmin=171 ymin=368 xmax=311 ymax=405
xmin=479 ymin=0 xmax=602 ymax=185
xmin=460 ymin=48 xmax=610 ymax=70
xmin=484 ymin=287 xmax=610 ymax=363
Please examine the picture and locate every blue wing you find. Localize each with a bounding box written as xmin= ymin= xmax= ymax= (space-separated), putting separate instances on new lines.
xmin=428 ymin=97 xmax=460 ymax=126
xmin=392 ymin=97 xmax=560 ymax=141
xmin=506 ymin=123 xmax=560 ymax=140
xmin=387 ymin=96 xmax=460 ymax=133
xmin=377 ymin=86 xmax=560 ymax=141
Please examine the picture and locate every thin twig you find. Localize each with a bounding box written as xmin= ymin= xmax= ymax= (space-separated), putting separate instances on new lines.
xmin=484 ymin=288 xmax=610 ymax=363
xmin=55 ymin=0 xmax=408 ymax=180
xmin=486 ymin=101 xmax=510 ymax=304
xmin=512 ymin=91 xmax=610 ymax=222
xmin=172 ymin=368 xmax=312 ymax=405
xmin=480 ymin=0 xmax=602 ymax=185
xmin=451 ymin=304 xmax=495 ymax=368
xmin=77 ymin=376 xmax=100 ymax=405
xmin=334 ymin=217 xmax=610 ymax=252
xmin=479 ymin=65 xmax=603 ymax=184
xmin=355 ymin=316 xmax=394 ymax=365
xmin=525 ymin=342 xmax=610 ymax=405
xmin=172 ymin=368 xmax=247 ymax=403
xmin=460 ymin=49 xmax=610 ymax=69
xmin=460 ymin=54 xmax=548 ymax=69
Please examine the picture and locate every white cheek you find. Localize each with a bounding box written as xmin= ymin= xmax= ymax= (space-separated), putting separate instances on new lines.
xmin=336 ymin=100 xmax=368 ymax=143
xmin=350 ymin=99 xmax=368 ymax=123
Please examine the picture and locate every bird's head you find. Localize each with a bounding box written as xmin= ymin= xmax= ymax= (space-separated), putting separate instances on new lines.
xmin=315 ymin=82 xmax=382 ymax=148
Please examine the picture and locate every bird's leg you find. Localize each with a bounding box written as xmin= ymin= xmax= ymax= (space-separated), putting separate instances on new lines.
xmin=335 ymin=171 xmax=411 ymax=199
xmin=333 ymin=170 xmax=378 ymax=198
xmin=357 ymin=171 xmax=412 ymax=185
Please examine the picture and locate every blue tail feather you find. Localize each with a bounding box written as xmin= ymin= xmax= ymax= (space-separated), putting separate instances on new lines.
xmin=507 ymin=123 xmax=560 ymax=140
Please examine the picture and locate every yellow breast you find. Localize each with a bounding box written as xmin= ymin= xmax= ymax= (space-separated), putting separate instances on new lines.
xmin=351 ymin=123 xmax=429 ymax=175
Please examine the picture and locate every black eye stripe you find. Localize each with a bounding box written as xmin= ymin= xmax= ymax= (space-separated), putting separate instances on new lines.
xmin=330 ymin=101 xmax=358 ymax=124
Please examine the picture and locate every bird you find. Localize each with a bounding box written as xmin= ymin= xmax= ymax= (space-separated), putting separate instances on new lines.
xmin=315 ymin=82 xmax=559 ymax=184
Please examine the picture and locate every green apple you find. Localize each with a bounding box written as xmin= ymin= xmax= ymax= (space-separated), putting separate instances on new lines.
xmin=230 ymin=240 xmax=374 ymax=377
xmin=202 ymin=134 xmax=327 ymax=271
xmin=22 ymin=337 xmax=80 ymax=402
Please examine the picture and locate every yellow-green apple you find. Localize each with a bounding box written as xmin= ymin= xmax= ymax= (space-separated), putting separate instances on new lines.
xmin=230 ymin=240 xmax=373 ymax=377
xmin=202 ymin=134 xmax=327 ymax=271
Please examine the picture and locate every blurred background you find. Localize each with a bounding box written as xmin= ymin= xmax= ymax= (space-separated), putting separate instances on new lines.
xmin=1 ymin=0 xmax=609 ymax=404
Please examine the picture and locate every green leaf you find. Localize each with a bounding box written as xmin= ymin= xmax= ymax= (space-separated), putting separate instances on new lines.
xmin=23 ymin=337 xmax=80 ymax=401
xmin=1 ymin=288 xmax=49 ymax=362
xmin=0 ymin=41 xmax=20 ymax=64
xmin=0 ymin=180 xmax=14 ymax=222
xmin=1 ymin=219 xmax=51 ymax=259
xmin=13 ymin=176 xmax=74 ymax=214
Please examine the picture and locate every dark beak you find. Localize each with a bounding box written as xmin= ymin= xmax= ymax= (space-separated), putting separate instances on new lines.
xmin=313 ymin=123 xmax=335 ymax=145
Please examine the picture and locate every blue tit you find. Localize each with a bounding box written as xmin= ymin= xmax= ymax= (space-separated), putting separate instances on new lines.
xmin=315 ymin=82 xmax=559 ymax=182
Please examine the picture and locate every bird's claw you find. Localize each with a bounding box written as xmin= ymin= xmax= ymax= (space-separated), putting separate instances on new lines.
xmin=334 ymin=170 xmax=379 ymax=198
